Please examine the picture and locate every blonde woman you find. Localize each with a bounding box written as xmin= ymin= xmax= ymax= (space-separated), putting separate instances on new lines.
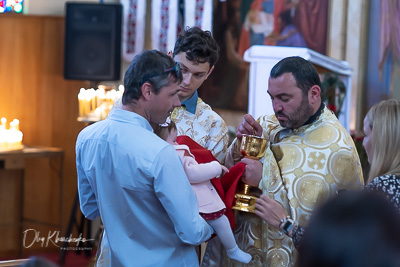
xmin=254 ymin=99 xmax=400 ymax=249
xmin=362 ymin=99 xmax=400 ymax=210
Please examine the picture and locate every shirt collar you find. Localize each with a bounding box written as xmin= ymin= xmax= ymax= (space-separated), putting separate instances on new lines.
xmin=181 ymin=91 xmax=198 ymax=114
xmin=108 ymin=108 xmax=153 ymax=131
xmin=303 ymin=102 xmax=325 ymax=126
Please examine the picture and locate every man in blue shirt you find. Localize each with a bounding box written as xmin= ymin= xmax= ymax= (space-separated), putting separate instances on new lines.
xmin=76 ymin=50 xmax=214 ymax=266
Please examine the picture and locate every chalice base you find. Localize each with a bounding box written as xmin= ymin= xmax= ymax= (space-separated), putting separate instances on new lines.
xmin=232 ymin=193 xmax=258 ymax=213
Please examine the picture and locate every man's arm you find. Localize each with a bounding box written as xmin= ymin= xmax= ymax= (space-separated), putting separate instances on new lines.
xmin=225 ymin=113 xmax=265 ymax=177
xmin=76 ymin=142 xmax=100 ymax=220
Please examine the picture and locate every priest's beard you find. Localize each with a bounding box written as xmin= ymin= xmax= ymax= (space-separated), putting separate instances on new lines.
xmin=276 ymin=96 xmax=314 ymax=129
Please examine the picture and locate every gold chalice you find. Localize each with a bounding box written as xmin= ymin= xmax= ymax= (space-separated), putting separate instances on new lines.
xmin=232 ymin=134 xmax=267 ymax=213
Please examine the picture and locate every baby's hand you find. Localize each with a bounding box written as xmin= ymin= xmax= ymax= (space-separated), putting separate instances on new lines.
xmin=221 ymin=165 xmax=229 ymax=173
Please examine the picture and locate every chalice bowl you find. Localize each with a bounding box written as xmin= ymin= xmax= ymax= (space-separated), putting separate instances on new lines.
xmin=232 ymin=134 xmax=267 ymax=213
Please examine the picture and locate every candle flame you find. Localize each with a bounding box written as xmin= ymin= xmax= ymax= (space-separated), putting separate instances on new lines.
xmin=0 ymin=117 xmax=23 ymax=150
xmin=77 ymin=86 xmax=124 ymax=120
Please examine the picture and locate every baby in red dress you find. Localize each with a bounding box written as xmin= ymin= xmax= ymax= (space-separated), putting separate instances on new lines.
xmin=154 ymin=121 xmax=251 ymax=264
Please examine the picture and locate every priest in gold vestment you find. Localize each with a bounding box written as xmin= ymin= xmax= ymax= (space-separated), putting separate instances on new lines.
xmin=201 ymin=57 xmax=364 ymax=267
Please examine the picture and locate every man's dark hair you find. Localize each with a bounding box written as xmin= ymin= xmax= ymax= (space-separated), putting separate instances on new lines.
xmin=173 ymin=26 xmax=220 ymax=69
xmin=122 ymin=50 xmax=182 ymax=105
xmin=297 ymin=191 xmax=400 ymax=267
xmin=270 ymin=56 xmax=322 ymax=95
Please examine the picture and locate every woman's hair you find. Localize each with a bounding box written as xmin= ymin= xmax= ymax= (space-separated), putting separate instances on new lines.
xmin=152 ymin=120 xmax=177 ymax=141
xmin=297 ymin=191 xmax=400 ymax=267
xmin=365 ymin=99 xmax=400 ymax=183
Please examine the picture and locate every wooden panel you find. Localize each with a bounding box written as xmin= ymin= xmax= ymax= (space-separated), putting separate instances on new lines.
xmin=0 ymin=170 xmax=22 ymax=256
xmin=0 ymin=14 xmax=90 ymax=257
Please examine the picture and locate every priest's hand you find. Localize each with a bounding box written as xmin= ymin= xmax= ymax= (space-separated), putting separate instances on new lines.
xmin=236 ymin=114 xmax=263 ymax=141
xmin=255 ymin=194 xmax=288 ymax=229
xmin=240 ymin=157 xmax=263 ymax=187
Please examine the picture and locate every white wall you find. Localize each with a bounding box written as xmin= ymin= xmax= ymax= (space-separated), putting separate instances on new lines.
xmin=24 ymin=0 xmax=119 ymax=16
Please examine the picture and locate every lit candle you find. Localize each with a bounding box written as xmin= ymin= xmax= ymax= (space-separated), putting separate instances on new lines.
xmin=118 ymin=84 xmax=125 ymax=94
xmin=0 ymin=117 xmax=6 ymax=130
xmin=7 ymin=129 xmax=23 ymax=149
xmin=78 ymin=88 xmax=86 ymax=118
xmin=77 ymin=86 xmax=125 ymax=121
xmin=0 ymin=118 xmax=6 ymax=149
xmin=86 ymin=90 xmax=94 ymax=117
xmin=0 ymin=117 xmax=23 ymax=150
xmin=8 ymin=119 xmax=23 ymax=149
xmin=96 ymin=87 xmax=106 ymax=108
xmin=88 ymin=88 xmax=96 ymax=112
xmin=10 ymin=119 xmax=20 ymax=131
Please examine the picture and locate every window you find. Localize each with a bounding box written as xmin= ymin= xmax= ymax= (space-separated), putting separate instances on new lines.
xmin=0 ymin=0 xmax=23 ymax=13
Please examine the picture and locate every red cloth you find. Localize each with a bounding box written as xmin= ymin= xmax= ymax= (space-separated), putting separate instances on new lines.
xmin=177 ymin=135 xmax=245 ymax=229
xmin=220 ymin=162 xmax=245 ymax=229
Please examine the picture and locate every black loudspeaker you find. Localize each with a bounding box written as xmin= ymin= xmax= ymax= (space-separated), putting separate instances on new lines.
xmin=64 ymin=2 xmax=122 ymax=81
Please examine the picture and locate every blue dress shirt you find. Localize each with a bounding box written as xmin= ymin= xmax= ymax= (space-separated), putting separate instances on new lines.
xmin=76 ymin=108 xmax=213 ymax=266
